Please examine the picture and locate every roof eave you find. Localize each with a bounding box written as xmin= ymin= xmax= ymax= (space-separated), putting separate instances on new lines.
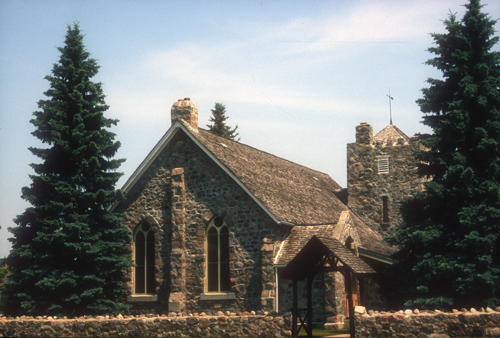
xmin=358 ymin=247 xmax=397 ymax=265
xmin=110 ymin=122 xmax=183 ymax=211
xmin=121 ymin=122 xmax=183 ymax=196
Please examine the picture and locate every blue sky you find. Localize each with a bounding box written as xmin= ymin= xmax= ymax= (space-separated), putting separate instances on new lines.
xmin=1 ymin=0 xmax=499 ymax=258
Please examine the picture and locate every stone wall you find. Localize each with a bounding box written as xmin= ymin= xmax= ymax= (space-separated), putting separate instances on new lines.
xmin=0 ymin=313 xmax=292 ymax=337
xmin=360 ymin=274 xmax=388 ymax=312
xmin=355 ymin=306 xmax=500 ymax=337
xmin=277 ymin=272 xmax=331 ymax=325
xmin=347 ymin=123 xmax=424 ymax=237
xmin=118 ymin=130 xmax=286 ymax=314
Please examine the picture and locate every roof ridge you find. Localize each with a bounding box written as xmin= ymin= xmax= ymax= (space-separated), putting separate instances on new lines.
xmin=389 ymin=124 xmax=410 ymax=140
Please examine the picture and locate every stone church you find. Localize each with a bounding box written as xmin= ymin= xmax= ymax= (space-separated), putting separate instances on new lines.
xmin=113 ymin=98 xmax=418 ymax=326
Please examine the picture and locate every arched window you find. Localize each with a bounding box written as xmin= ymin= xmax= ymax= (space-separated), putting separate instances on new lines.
xmin=134 ymin=221 xmax=155 ymax=294
xmin=206 ymin=216 xmax=230 ymax=292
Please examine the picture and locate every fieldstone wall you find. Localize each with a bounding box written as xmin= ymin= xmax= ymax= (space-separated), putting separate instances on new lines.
xmin=355 ymin=306 xmax=500 ymax=337
xmin=0 ymin=313 xmax=292 ymax=337
xmin=347 ymin=123 xmax=424 ymax=237
xmin=323 ymin=271 xmax=348 ymax=330
xmin=360 ymin=274 xmax=388 ymax=312
xmin=277 ymin=273 xmax=330 ymax=325
xmin=117 ymin=130 xmax=286 ymax=314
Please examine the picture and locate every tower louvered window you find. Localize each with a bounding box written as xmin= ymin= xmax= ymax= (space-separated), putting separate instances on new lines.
xmin=377 ymin=156 xmax=390 ymax=173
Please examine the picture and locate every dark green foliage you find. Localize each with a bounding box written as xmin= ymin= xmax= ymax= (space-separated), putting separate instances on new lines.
xmin=385 ymin=0 xmax=500 ymax=309
xmin=5 ymin=23 xmax=132 ymax=316
xmin=0 ymin=260 xmax=7 ymax=307
xmin=206 ymin=102 xmax=240 ymax=141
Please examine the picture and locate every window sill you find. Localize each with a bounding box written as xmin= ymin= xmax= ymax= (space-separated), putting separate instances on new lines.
xmin=127 ymin=294 xmax=158 ymax=302
xmin=200 ymin=292 xmax=236 ymax=301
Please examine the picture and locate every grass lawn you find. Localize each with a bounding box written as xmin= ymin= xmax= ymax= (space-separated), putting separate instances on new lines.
xmin=297 ymin=326 xmax=350 ymax=337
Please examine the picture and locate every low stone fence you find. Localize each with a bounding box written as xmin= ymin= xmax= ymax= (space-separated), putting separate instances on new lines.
xmin=0 ymin=313 xmax=292 ymax=337
xmin=354 ymin=306 xmax=500 ymax=337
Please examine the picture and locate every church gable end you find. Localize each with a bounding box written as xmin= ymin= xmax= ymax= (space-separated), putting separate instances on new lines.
xmin=118 ymin=128 xmax=283 ymax=314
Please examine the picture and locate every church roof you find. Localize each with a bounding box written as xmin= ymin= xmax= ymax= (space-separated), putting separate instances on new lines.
xmin=118 ymin=120 xmax=345 ymax=225
xmin=373 ymin=124 xmax=410 ymax=146
xmin=118 ymin=118 xmax=396 ymax=260
xmin=189 ymin=124 xmax=346 ymax=225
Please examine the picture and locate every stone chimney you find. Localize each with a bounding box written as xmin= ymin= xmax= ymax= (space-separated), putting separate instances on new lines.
xmin=171 ymin=98 xmax=198 ymax=129
xmin=355 ymin=122 xmax=373 ymax=145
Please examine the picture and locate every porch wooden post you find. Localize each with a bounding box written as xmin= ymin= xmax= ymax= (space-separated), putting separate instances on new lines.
xmin=345 ymin=270 xmax=355 ymax=338
xmin=292 ymin=279 xmax=298 ymax=337
xmin=306 ymin=274 xmax=313 ymax=338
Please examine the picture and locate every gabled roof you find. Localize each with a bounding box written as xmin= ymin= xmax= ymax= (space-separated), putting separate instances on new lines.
xmin=275 ymin=224 xmax=337 ymax=266
xmin=117 ymin=120 xmax=345 ymax=225
xmin=373 ymin=124 xmax=410 ymax=146
xmin=280 ymin=235 xmax=376 ymax=281
xmin=315 ymin=236 xmax=376 ymax=275
xmin=275 ymin=210 xmax=397 ymax=266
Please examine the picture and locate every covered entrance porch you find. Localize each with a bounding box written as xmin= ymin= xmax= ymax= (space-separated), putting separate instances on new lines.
xmin=280 ymin=235 xmax=375 ymax=338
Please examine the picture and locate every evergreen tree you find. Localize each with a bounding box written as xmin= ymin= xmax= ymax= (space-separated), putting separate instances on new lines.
xmin=206 ymin=102 xmax=240 ymax=141
xmin=386 ymin=0 xmax=500 ymax=309
xmin=5 ymin=23 xmax=132 ymax=316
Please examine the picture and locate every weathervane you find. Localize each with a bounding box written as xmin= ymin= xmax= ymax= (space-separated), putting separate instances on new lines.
xmin=387 ymin=92 xmax=394 ymax=125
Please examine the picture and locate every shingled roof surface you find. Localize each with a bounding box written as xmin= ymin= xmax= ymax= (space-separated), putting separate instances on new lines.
xmin=315 ymin=236 xmax=376 ymax=275
xmin=350 ymin=212 xmax=398 ymax=256
xmin=185 ymin=123 xmax=397 ymax=258
xmin=373 ymin=124 xmax=410 ymax=146
xmin=274 ymin=211 xmax=397 ymax=266
xmin=187 ymin=124 xmax=346 ymax=225
xmin=275 ymin=225 xmax=337 ymax=265
xmin=279 ymin=235 xmax=375 ymax=280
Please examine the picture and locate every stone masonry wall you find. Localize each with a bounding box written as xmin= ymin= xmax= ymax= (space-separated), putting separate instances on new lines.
xmin=0 ymin=313 xmax=292 ymax=337
xmin=117 ymin=130 xmax=286 ymax=314
xmin=355 ymin=306 xmax=500 ymax=337
xmin=347 ymin=125 xmax=424 ymax=237
xmin=360 ymin=274 xmax=388 ymax=312
xmin=278 ymin=273 xmax=329 ymax=325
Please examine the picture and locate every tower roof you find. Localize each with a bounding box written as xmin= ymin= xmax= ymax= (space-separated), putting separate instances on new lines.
xmin=373 ymin=124 xmax=409 ymax=146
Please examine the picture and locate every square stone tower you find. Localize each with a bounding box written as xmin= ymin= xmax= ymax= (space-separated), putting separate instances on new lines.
xmin=347 ymin=123 xmax=425 ymax=237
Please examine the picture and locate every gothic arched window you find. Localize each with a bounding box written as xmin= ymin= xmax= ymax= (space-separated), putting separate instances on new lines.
xmin=206 ymin=216 xmax=230 ymax=292
xmin=134 ymin=221 xmax=156 ymax=294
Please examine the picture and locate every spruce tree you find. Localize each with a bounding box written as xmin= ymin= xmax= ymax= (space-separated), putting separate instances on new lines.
xmin=386 ymin=0 xmax=500 ymax=309
xmin=5 ymin=23 xmax=132 ymax=316
xmin=206 ymin=102 xmax=240 ymax=141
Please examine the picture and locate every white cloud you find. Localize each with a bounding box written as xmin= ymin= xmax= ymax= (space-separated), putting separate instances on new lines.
xmin=105 ymin=0 xmax=500 ymax=142
xmin=128 ymin=1 xmax=465 ymax=116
